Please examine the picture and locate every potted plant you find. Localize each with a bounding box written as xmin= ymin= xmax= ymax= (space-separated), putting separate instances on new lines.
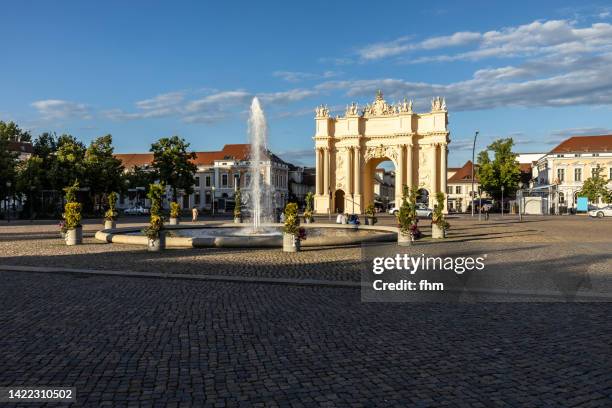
xmin=304 ymin=192 xmax=315 ymax=224
xmin=431 ymin=192 xmax=450 ymax=239
xmin=283 ymin=202 xmax=305 ymax=252
xmin=143 ymin=184 xmax=166 ymax=251
xmin=233 ymin=188 xmax=242 ymax=223
xmin=169 ymin=201 xmax=181 ymax=225
xmin=63 ymin=181 xmax=83 ymax=246
xmin=104 ymin=191 xmax=118 ymax=230
xmin=365 ymin=204 xmax=377 ymax=226
xmin=397 ymin=186 xmax=420 ymax=246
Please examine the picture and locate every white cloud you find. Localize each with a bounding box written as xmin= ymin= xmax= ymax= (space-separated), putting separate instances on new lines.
xmin=31 ymin=99 xmax=91 ymax=120
xmin=273 ymin=70 xmax=339 ymax=82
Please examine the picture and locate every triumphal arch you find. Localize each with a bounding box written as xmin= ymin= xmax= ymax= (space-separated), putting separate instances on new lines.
xmin=313 ymin=90 xmax=450 ymax=214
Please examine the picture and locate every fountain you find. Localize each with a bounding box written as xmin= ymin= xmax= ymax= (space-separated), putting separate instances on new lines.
xmin=247 ymin=97 xmax=272 ymax=232
xmin=96 ymin=98 xmax=396 ymax=248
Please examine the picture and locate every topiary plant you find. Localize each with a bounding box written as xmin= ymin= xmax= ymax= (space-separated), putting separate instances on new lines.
xmin=143 ymin=183 xmax=164 ymax=239
xmin=397 ymin=185 xmax=419 ymax=238
xmin=304 ymin=192 xmax=315 ymax=222
xmin=63 ymin=181 xmax=82 ymax=230
xmin=432 ymin=192 xmax=450 ymax=231
xmin=283 ymin=202 xmax=300 ymax=236
xmin=365 ymin=204 xmax=377 ymax=225
xmin=169 ymin=201 xmax=181 ymax=218
xmin=104 ymin=191 xmax=118 ymax=221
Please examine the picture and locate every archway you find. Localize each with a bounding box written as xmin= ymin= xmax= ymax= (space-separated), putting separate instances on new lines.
xmin=334 ymin=190 xmax=345 ymax=213
xmin=417 ymin=188 xmax=429 ymax=205
xmin=363 ymin=158 xmax=396 ymax=211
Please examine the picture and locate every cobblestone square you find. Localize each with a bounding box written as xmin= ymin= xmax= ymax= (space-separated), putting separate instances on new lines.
xmin=0 ymin=215 xmax=611 ymax=406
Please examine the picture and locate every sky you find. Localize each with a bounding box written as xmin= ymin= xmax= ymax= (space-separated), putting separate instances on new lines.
xmin=2 ymin=0 xmax=612 ymax=167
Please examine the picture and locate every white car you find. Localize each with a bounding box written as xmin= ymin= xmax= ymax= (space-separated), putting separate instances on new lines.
xmin=388 ymin=203 xmax=433 ymax=218
xmin=123 ymin=206 xmax=150 ymax=215
xmin=588 ymin=205 xmax=612 ymax=218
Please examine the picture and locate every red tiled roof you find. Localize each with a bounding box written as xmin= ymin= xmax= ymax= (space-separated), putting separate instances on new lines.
xmin=550 ymin=135 xmax=612 ymax=153
xmin=7 ymin=141 xmax=33 ymax=154
xmin=519 ymin=163 xmax=532 ymax=174
xmin=115 ymin=144 xmax=260 ymax=168
xmin=447 ymin=160 xmax=478 ymax=183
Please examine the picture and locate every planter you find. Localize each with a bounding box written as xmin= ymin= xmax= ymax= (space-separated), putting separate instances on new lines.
xmin=397 ymin=232 xmax=413 ymax=246
xmin=65 ymin=226 xmax=83 ymax=246
xmin=169 ymin=217 xmax=179 ymax=225
xmin=104 ymin=220 xmax=116 ymax=230
xmin=147 ymin=232 xmax=166 ymax=252
xmin=432 ymin=224 xmax=446 ymax=239
xmin=234 ymin=217 xmax=241 ymax=224
xmin=364 ymin=217 xmax=369 ymax=225
xmin=283 ymin=233 xmax=300 ymax=252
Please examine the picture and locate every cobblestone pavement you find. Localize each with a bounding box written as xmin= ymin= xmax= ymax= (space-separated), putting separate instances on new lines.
xmin=0 ymin=271 xmax=611 ymax=407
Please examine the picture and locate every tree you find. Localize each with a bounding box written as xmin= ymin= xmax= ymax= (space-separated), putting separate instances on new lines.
xmin=0 ymin=124 xmax=20 ymax=207
xmin=53 ymin=134 xmax=86 ymax=189
xmin=477 ymin=138 xmax=521 ymax=200
xmin=579 ymin=165 xmax=610 ymax=204
xmin=0 ymin=120 xmax=31 ymax=142
xmin=83 ymin=135 xmax=124 ymax=212
xmin=150 ymin=136 xmax=197 ymax=202
xmin=16 ymin=156 xmax=45 ymax=217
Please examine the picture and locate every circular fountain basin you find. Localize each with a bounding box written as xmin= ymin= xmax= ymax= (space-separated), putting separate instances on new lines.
xmin=95 ymin=223 xmax=397 ymax=248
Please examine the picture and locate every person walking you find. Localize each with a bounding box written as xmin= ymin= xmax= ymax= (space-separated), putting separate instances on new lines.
xmin=192 ymin=207 xmax=199 ymax=222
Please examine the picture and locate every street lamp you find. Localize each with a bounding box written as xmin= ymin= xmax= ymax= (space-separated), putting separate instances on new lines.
xmin=478 ymin=186 xmax=482 ymax=222
xmin=211 ymin=186 xmax=216 ymax=217
xmin=501 ymin=185 xmax=505 ymax=217
xmin=518 ymin=182 xmax=523 ymax=222
xmin=471 ymin=130 xmax=479 ymax=217
xmin=5 ymin=181 xmax=12 ymax=223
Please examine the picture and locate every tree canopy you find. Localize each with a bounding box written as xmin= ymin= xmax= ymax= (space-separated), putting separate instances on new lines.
xmin=578 ymin=166 xmax=611 ymax=204
xmin=477 ymin=138 xmax=521 ymax=200
xmin=150 ymin=136 xmax=197 ymax=202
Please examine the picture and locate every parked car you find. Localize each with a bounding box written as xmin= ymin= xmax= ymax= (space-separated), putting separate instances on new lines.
xmin=388 ymin=203 xmax=433 ymax=218
xmin=123 ymin=206 xmax=150 ymax=215
xmin=588 ymin=205 xmax=612 ymax=218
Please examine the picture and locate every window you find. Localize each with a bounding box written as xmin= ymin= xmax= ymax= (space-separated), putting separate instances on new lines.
xmin=205 ymin=175 xmax=211 ymax=187
xmin=559 ymin=192 xmax=565 ymax=204
xmin=591 ymin=168 xmax=598 ymax=178
xmin=195 ymin=193 xmax=200 ymax=205
xmin=447 ymin=186 xmax=452 ymax=194
xmin=557 ymin=168 xmax=565 ymax=183
xmin=455 ymin=186 xmax=462 ymax=194
xmin=609 ymin=168 xmax=612 ymax=180
xmin=221 ymin=174 xmax=228 ymax=187
xmin=574 ymin=154 xmax=581 ymax=157
xmin=574 ymin=168 xmax=582 ymax=182
xmin=195 ymin=177 xmax=200 ymax=187
xmin=592 ymin=153 xmax=599 ymax=157
xmin=556 ymin=154 xmax=565 ymax=158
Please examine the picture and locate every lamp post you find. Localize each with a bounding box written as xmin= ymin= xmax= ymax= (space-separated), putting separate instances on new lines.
xmin=518 ymin=182 xmax=523 ymax=222
xmin=5 ymin=181 xmax=12 ymax=223
xmin=501 ymin=185 xmax=505 ymax=217
xmin=211 ymin=186 xmax=216 ymax=217
xmin=471 ymin=130 xmax=479 ymax=217
xmin=478 ymin=186 xmax=482 ymax=222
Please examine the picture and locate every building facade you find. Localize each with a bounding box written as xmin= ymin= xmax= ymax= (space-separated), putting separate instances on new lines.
xmin=313 ymin=91 xmax=450 ymax=214
xmin=115 ymin=144 xmax=290 ymax=212
xmin=532 ymin=135 xmax=612 ymax=211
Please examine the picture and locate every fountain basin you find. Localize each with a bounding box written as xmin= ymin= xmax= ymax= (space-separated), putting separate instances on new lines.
xmin=95 ymin=223 xmax=397 ymax=248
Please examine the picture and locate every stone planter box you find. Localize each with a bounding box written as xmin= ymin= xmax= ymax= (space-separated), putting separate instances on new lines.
xmin=397 ymin=232 xmax=413 ymax=246
xmin=147 ymin=232 xmax=166 ymax=252
xmin=104 ymin=220 xmax=116 ymax=230
xmin=432 ymin=224 xmax=446 ymax=239
xmin=364 ymin=217 xmax=370 ymax=225
xmin=65 ymin=226 xmax=83 ymax=246
xmin=283 ymin=233 xmax=300 ymax=252
xmin=169 ymin=217 xmax=179 ymax=225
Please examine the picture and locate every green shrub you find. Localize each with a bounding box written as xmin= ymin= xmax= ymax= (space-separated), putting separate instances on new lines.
xmin=169 ymin=201 xmax=181 ymax=218
xmin=62 ymin=181 xmax=82 ymax=229
xmin=397 ymin=186 xmax=417 ymax=236
xmin=143 ymin=183 xmax=164 ymax=239
xmin=283 ymin=202 xmax=300 ymax=236
xmin=104 ymin=191 xmax=118 ymax=221
xmin=304 ymin=192 xmax=315 ymax=222
xmin=365 ymin=204 xmax=377 ymax=224
xmin=432 ymin=192 xmax=450 ymax=231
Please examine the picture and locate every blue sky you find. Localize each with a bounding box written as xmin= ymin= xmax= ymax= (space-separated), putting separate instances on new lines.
xmin=2 ymin=0 xmax=612 ymax=167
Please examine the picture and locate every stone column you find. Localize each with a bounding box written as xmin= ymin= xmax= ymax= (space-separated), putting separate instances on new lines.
xmin=395 ymin=144 xmax=405 ymax=205
xmin=315 ymin=148 xmax=322 ymax=195
xmin=406 ymin=143 xmax=413 ymax=191
xmin=440 ymin=144 xmax=448 ymax=214
xmin=346 ymin=148 xmax=353 ymax=195
xmin=323 ymin=148 xmax=330 ymax=197
xmin=430 ymin=144 xmax=438 ymax=208
xmin=353 ymin=147 xmax=362 ymax=213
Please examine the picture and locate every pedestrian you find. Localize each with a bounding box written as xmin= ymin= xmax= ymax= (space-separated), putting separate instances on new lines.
xmin=484 ymin=205 xmax=490 ymax=221
xmin=192 ymin=207 xmax=199 ymax=222
xmin=280 ymin=212 xmax=285 ymax=223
